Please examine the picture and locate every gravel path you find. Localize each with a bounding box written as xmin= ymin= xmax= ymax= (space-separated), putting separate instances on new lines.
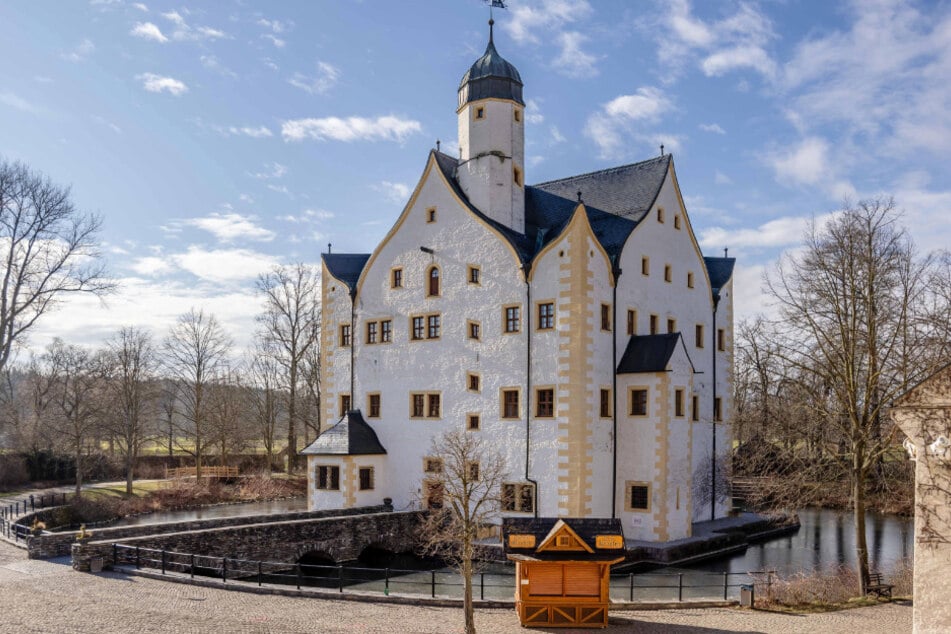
xmin=0 ymin=539 xmax=911 ymax=633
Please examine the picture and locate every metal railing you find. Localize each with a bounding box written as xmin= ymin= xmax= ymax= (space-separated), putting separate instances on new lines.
xmin=0 ymin=492 xmax=72 ymax=542
xmin=110 ymin=544 xmax=759 ymax=603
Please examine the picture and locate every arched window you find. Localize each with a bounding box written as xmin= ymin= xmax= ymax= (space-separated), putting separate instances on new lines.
xmin=428 ymin=266 xmax=440 ymax=297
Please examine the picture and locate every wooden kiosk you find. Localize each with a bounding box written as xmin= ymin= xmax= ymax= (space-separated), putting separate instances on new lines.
xmin=503 ymin=518 xmax=625 ymax=628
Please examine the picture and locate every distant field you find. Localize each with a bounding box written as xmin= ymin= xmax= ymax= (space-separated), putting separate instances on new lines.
xmin=138 ymin=438 xmax=290 ymax=456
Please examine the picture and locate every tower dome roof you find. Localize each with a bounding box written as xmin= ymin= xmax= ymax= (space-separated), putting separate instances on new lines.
xmin=458 ymin=20 xmax=524 ymax=107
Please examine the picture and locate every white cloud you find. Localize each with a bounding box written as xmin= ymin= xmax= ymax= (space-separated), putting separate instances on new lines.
xmin=767 ymin=136 xmax=829 ymax=187
xmin=92 ymin=115 xmax=121 ymax=134
xmin=288 ymin=61 xmax=340 ymax=94
xmin=549 ymin=125 xmax=566 ymax=144
xmin=376 ymin=181 xmax=411 ymax=204
xmin=0 ymin=92 xmax=41 ymax=114
xmin=200 ymin=55 xmax=237 ymax=78
xmin=281 ymin=116 xmax=422 ymax=143
xmin=699 ymin=122 xmax=725 ymax=135
xmin=130 ymin=256 xmax=173 ymax=277
xmin=266 ymin=184 xmax=292 ymax=197
xmin=160 ymin=10 xmax=226 ymax=41
xmin=136 ymin=73 xmax=188 ymax=96
xmin=525 ymin=98 xmax=544 ymax=124
xmin=174 ymin=246 xmax=280 ymax=283
xmin=33 ymin=75 xmax=53 ymax=83
xmin=61 ymin=39 xmax=94 ymax=62
xmin=257 ymin=18 xmax=290 ymax=33
xmin=133 ymin=3 xmax=148 ymax=11
xmin=279 ymin=208 xmax=335 ymax=223
xmin=699 ymin=215 xmax=817 ymax=250
xmin=584 ymin=87 xmax=673 ymax=159
xmin=216 ymin=125 xmax=271 ymax=138
xmin=504 ymin=0 xmax=593 ymax=44
xmin=656 ymin=0 xmax=776 ymax=80
xmin=553 ymin=31 xmax=598 ymax=78
xmin=183 ymin=212 xmax=275 ymax=243
xmin=250 ymin=162 xmax=286 ymax=179
xmin=714 ymin=170 xmax=732 ymax=185
xmin=261 ymin=34 xmax=285 ymax=48
xmin=130 ymin=22 xmax=167 ymax=43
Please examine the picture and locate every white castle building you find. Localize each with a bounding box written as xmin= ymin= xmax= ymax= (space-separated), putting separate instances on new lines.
xmin=303 ymin=22 xmax=735 ymax=543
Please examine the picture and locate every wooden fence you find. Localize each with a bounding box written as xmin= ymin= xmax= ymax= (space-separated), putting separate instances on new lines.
xmin=164 ymin=466 xmax=240 ymax=479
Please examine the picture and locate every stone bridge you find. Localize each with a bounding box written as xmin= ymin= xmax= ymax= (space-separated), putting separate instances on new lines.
xmin=71 ymin=509 xmax=424 ymax=572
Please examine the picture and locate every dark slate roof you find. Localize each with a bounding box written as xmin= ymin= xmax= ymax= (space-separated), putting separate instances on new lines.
xmin=617 ymin=333 xmax=681 ymax=374
xmin=458 ymin=23 xmax=524 ymax=106
xmin=503 ymin=517 xmax=624 ymax=560
xmin=323 ymin=253 xmax=370 ymax=295
xmin=300 ymin=410 xmax=386 ymax=456
xmin=704 ymin=256 xmax=736 ymax=299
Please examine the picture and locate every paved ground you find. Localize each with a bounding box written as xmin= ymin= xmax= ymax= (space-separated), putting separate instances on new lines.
xmin=0 ymin=539 xmax=911 ymax=633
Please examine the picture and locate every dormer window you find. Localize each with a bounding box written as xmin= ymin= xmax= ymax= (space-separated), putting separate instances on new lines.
xmin=427 ymin=266 xmax=440 ymax=297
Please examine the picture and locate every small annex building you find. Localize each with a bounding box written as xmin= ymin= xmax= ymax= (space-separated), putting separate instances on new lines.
xmin=304 ymin=19 xmax=736 ymax=544
xmin=503 ymin=517 xmax=624 ymax=628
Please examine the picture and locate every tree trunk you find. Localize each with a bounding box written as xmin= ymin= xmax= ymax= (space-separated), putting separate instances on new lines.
xmin=853 ymin=454 xmax=870 ymax=596
xmin=74 ymin=440 xmax=83 ymax=498
xmin=463 ymin=557 xmax=476 ymax=634
xmin=125 ymin=450 xmax=134 ymax=495
xmin=288 ymin=364 xmax=298 ymax=472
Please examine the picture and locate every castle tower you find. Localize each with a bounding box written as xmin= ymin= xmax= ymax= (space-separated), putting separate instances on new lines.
xmin=456 ymin=19 xmax=525 ymax=234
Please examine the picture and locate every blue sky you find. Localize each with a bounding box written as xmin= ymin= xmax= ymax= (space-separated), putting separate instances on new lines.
xmin=2 ymin=0 xmax=950 ymax=356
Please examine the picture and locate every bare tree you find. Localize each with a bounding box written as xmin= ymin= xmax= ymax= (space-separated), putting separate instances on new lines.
xmin=0 ymin=159 xmax=113 ymax=372
xmin=245 ymin=340 xmax=285 ymax=475
xmin=44 ymin=339 xmax=104 ymax=496
xmin=418 ymin=429 xmax=507 ymax=634
xmin=103 ymin=326 xmax=158 ymax=494
xmin=206 ymin=367 xmax=252 ymax=468
xmin=162 ymin=309 xmax=232 ymax=479
xmin=765 ymin=197 xmax=937 ymax=594
xmin=256 ymin=263 xmax=320 ymax=470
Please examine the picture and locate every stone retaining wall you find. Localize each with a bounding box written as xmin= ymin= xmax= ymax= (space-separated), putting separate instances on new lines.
xmin=72 ymin=510 xmax=423 ymax=572
xmin=31 ymin=503 xmax=390 ymax=559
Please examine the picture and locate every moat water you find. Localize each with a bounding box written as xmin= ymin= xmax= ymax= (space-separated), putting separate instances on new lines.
xmin=107 ymin=497 xmax=308 ymax=527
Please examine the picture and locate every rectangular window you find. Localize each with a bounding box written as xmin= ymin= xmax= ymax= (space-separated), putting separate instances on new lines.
xmin=630 ymin=389 xmax=648 ymax=416
xmin=714 ymin=397 xmax=722 ymax=421
xmin=627 ymin=482 xmax=649 ymax=511
xmin=501 ymin=482 xmax=535 ymax=513
xmin=411 ymin=316 xmax=425 ymax=341
xmin=424 ymin=457 xmax=444 ymax=473
xmin=641 ymin=257 xmax=649 ymax=276
xmin=649 ymin=314 xmax=658 ymax=335
xmin=674 ymin=215 xmax=681 ymax=230
xmin=426 ymin=207 xmax=436 ymax=223
xmin=504 ymin=305 xmax=521 ymax=333
xmin=667 ymin=318 xmax=677 ymax=334
xmin=427 ymin=394 xmax=441 ymax=418
xmin=537 ymin=302 xmax=554 ymax=330
xmin=427 ymin=314 xmax=441 ymax=339
xmin=359 ymin=467 xmax=374 ymax=491
xmin=601 ymin=304 xmax=611 ymax=331
xmin=718 ymin=328 xmax=726 ymax=352
xmin=468 ymin=320 xmax=481 ymax=341
xmin=695 ymin=324 xmax=704 ymax=348
xmin=627 ymin=309 xmax=636 ymax=336
xmin=391 ymin=268 xmax=403 ymax=288
xmin=502 ymin=389 xmax=520 ymax=419
xmin=691 ymin=395 xmax=699 ymax=422
xmin=468 ymin=265 xmax=481 ymax=285
xmin=664 ymin=264 xmax=672 ymax=283
xmin=657 ymin=207 xmax=665 ymax=223
xmin=475 ymin=106 xmax=485 ymax=120
xmin=687 ymin=271 xmax=694 ymax=288
xmin=514 ymin=109 xmax=521 ymax=122
xmin=316 ymin=465 xmax=340 ymax=490
xmin=513 ymin=166 xmax=522 ymax=187
xmin=366 ymin=321 xmax=378 ymax=344
xmin=340 ymin=324 xmax=351 ymax=347
xmin=412 ymin=393 xmax=425 ymax=418
xmin=339 ymin=394 xmax=351 ymax=417
xmin=381 ymin=320 xmax=392 ymax=343
xmin=675 ymin=389 xmax=684 ymax=417
xmin=535 ymin=388 xmax=554 ymax=418
xmin=468 ymin=461 xmax=480 ymax=481
xmin=468 ymin=413 xmax=481 ymax=431
xmin=600 ymin=388 xmax=611 ymax=418
xmin=468 ymin=373 xmax=481 ymax=392
xmin=368 ymin=393 xmax=381 ymax=418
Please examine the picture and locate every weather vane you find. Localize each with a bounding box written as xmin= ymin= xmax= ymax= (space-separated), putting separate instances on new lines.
xmin=485 ymin=0 xmax=508 ymax=19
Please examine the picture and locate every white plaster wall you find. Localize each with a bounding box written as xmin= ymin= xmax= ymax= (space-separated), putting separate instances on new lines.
xmin=321 ymin=265 xmax=355 ymax=427
xmin=307 ymin=455 xmax=347 ymax=511
xmin=616 ymin=372 xmax=663 ymax=541
xmin=350 ymin=159 xmax=530 ymax=513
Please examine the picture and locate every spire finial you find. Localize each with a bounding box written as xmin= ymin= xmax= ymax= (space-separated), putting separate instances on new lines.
xmin=489 ymin=18 xmax=494 ymax=44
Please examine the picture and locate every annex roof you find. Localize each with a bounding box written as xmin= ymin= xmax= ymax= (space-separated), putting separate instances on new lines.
xmin=323 ymin=253 xmax=370 ymax=295
xmin=704 ymin=256 xmax=736 ymax=300
xmin=503 ymin=517 xmax=625 ymax=561
xmin=617 ymin=333 xmax=682 ymax=374
xmin=300 ymin=410 xmax=387 ymax=456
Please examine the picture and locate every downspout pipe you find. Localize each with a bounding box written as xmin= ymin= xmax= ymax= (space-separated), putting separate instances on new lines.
xmin=710 ymin=293 xmax=720 ymax=522
xmin=522 ymin=262 xmax=539 ymax=517
xmin=350 ymin=287 xmax=357 ymax=409
xmin=611 ymin=258 xmax=622 ymax=519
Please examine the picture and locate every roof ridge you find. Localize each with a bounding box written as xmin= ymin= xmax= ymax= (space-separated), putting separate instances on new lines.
xmin=530 ymin=154 xmax=671 ymax=188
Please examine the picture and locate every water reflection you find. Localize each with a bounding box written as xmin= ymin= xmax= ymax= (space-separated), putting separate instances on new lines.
xmin=686 ymin=508 xmax=913 ymax=576
xmin=108 ymin=498 xmax=308 ymax=527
